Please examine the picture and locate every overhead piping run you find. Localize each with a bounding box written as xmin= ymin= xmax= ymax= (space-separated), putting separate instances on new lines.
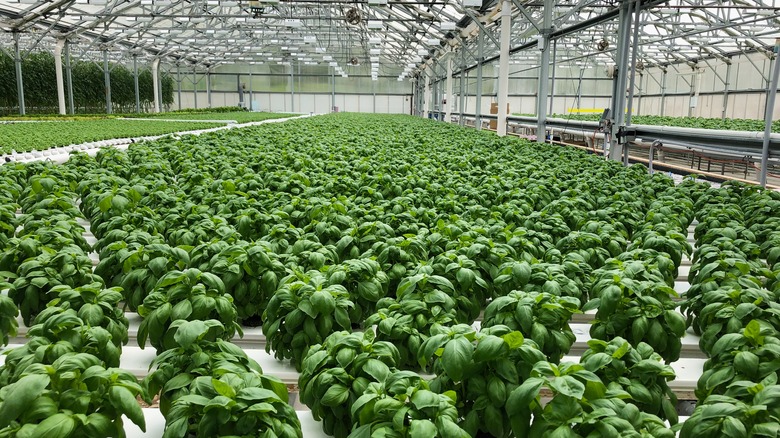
xmin=457 ymin=0 xmax=666 ymax=75
xmin=0 ymin=4 xmax=199 ymax=65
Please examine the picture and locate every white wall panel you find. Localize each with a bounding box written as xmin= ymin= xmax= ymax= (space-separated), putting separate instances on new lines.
xmin=314 ymin=94 xmax=330 ymax=114
xmin=174 ymin=86 xmax=778 ymax=122
xmin=358 ymin=95 xmax=373 ymax=113
xmin=343 ymin=95 xmax=360 ymax=112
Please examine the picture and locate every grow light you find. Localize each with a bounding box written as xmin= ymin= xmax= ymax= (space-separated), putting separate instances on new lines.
xmin=367 ymin=20 xmax=383 ymax=29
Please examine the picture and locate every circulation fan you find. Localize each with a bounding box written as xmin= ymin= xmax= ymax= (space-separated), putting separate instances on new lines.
xmin=349 ymin=57 xmax=360 ymax=65
xmin=597 ymin=39 xmax=609 ymax=51
xmin=345 ymin=8 xmax=362 ymax=25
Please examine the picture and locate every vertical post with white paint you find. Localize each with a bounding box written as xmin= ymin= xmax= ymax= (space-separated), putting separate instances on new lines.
xmin=14 ymin=31 xmax=25 ymax=115
xmin=445 ymin=51 xmax=453 ymax=123
xmin=65 ymin=40 xmax=74 ymax=114
xmin=103 ymin=49 xmax=112 ymax=114
xmin=152 ymin=58 xmax=161 ymax=113
xmin=759 ymin=38 xmax=780 ymax=187
xmin=54 ymin=39 xmax=66 ymax=115
xmin=133 ymin=55 xmax=140 ymax=113
xmin=476 ymin=32 xmax=484 ymax=130
xmin=424 ymin=69 xmax=430 ymax=117
xmin=496 ymin=0 xmax=512 ymax=136
xmin=176 ymin=64 xmax=182 ymax=111
xmin=206 ymin=68 xmax=212 ymax=108
xmin=536 ymin=0 xmax=554 ymax=141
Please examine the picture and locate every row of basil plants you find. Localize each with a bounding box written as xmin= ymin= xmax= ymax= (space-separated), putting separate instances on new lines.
xmin=292 ymin=175 xmax=695 ymax=437
xmin=76 ymin=115 xmax=690 ymax=437
xmin=678 ymin=182 xmax=780 ymax=437
xmin=0 ymin=113 xmax=740 ymax=437
xmin=0 ymin=166 xmax=147 ymax=437
xmin=0 ymin=170 xmax=18 ymax=347
xmin=0 ymin=162 xmax=305 ymax=438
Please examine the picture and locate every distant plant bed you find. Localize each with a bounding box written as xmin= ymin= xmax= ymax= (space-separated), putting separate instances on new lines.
xmin=0 ymin=114 xmax=120 ymax=121
xmin=164 ymin=106 xmax=248 ymax=114
xmin=128 ymin=111 xmax=295 ymax=124
xmin=513 ymin=113 xmax=780 ymax=133
xmin=0 ymin=119 xmax=223 ymax=155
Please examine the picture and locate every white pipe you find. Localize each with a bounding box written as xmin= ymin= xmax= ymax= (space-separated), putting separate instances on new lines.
xmin=445 ymin=53 xmax=452 ymax=123
xmin=54 ymin=39 xmax=66 ymax=115
xmin=152 ymin=59 xmax=161 ymax=113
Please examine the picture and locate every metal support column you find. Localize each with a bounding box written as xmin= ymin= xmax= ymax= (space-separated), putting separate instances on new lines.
xmin=13 ymin=32 xmax=25 ymax=116
xmin=237 ymin=75 xmax=244 ymax=108
xmin=445 ymin=53 xmax=453 ymax=122
xmin=331 ymin=67 xmax=336 ymax=112
xmin=411 ymin=79 xmax=417 ymax=115
xmin=290 ymin=64 xmax=295 ymax=112
xmin=476 ymin=32 xmax=484 ymax=130
xmin=133 ymin=55 xmax=140 ymax=113
xmin=176 ymin=65 xmax=182 ymax=111
xmin=496 ymin=0 xmax=511 ymax=136
xmin=248 ymin=69 xmax=253 ymax=111
xmin=103 ymin=49 xmax=112 ymax=114
xmin=420 ymin=78 xmax=425 ymax=116
xmin=625 ymin=0 xmax=642 ymax=125
xmin=152 ymin=58 xmax=161 ymax=113
xmin=660 ymin=69 xmax=667 ymax=116
xmin=688 ymin=65 xmax=700 ymax=118
xmin=206 ymin=69 xmax=212 ymax=108
xmin=54 ymin=39 xmax=66 ymax=115
xmin=459 ymin=42 xmax=466 ymax=126
xmin=157 ymin=68 xmax=163 ymax=112
xmin=65 ymin=41 xmax=74 ymax=114
xmin=637 ymin=72 xmax=643 ymax=116
xmin=431 ymin=77 xmax=435 ymax=117
xmin=722 ymin=59 xmax=732 ymax=119
xmin=416 ymin=78 xmax=423 ymax=116
xmin=424 ymin=70 xmax=430 ymax=117
xmin=608 ymin=0 xmax=634 ymax=160
xmin=536 ymin=0 xmax=554 ymax=141
xmin=548 ymin=40 xmax=557 ymax=115
xmin=193 ymin=70 xmax=198 ymax=110
xmin=759 ymin=38 xmax=780 ymax=187
xmin=437 ymin=72 xmax=444 ymax=118
xmin=422 ymin=77 xmax=426 ymax=116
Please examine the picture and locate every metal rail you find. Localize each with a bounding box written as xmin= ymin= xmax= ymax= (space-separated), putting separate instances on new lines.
xmin=445 ymin=112 xmax=780 ymax=159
